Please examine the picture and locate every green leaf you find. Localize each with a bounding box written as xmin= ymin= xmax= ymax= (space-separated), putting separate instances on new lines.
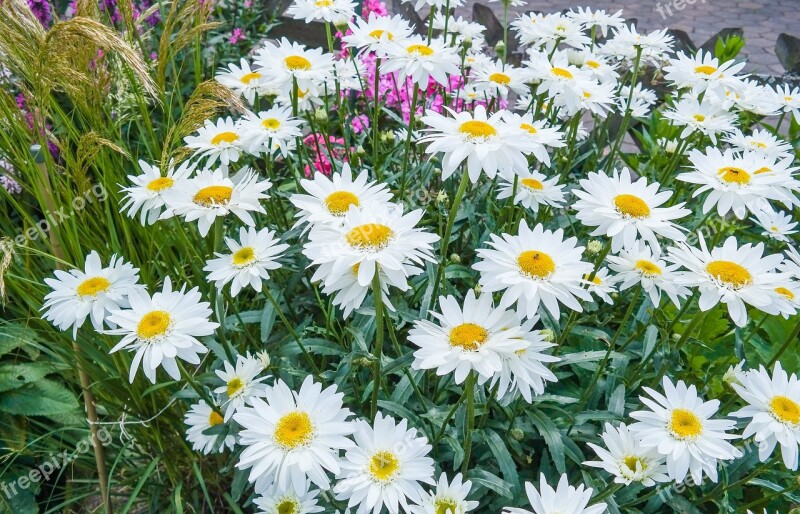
xmin=0 ymin=379 xmax=79 ymax=416
xmin=528 ymin=410 xmax=566 ymax=473
xmin=466 ymin=469 xmax=514 ymax=499
xmin=482 ymin=429 xmax=520 ymax=493
xmin=0 ymin=362 xmax=67 ymax=392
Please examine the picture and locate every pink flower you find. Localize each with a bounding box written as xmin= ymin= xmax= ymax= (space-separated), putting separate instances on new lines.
xmin=229 ymin=28 xmax=246 ymax=45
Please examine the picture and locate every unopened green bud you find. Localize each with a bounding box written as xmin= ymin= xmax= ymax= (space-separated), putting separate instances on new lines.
xmin=586 ymin=240 xmax=604 ymax=254
xmin=539 ymin=328 xmax=555 ymax=342
xmin=510 ymin=427 xmax=524 ymax=441
xmin=473 ymin=284 xmax=482 ymax=295
xmin=495 ymin=41 xmax=506 ymax=55
xmin=449 ymin=253 xmax=461 ymax=264
xmin=314 ymin=108 xmax=328 ymax=122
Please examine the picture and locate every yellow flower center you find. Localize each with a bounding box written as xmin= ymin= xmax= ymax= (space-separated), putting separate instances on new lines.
xmin=669 ymin=408 xmax=703 ymax=439
xmin=489 ymin=72 xmax=511 ymax=85
xmin=520 ymin=123 xmax=538 ymax=134
xmin=274 ymin=411 xmax=314 ymax=449
xmin=209 ymin=410 xmax=224 ymax=426
xmin=717 ymin=166 xmax=751 ymax=185
xmin=325 ymin=191 xmax=360 ymax=216
xmin=284 ymin=55 xmax=312 ymax=71
xmin=76 ymin=276 xmax=111 ymax=297
xmin=345 ymin=223 xmax=394 ymax=250
xmin=137 ymin=310 xmax=171 ymax=340
xmin=754 ymin=166 xmax=771 ymax=175
xmin=262 ymin=118 xmax=281 ymax=130
xmin=193 ymin=185 xmax=233 ymax=207
xmin=693 ymin=114 xmax=706 ymax=122
xmin=623 ymin=455 xmax=646 ymax=472
xmin=276 ymin=499 xmax=300 ymax=514
xmin=550 ymin=67 xmax=573 ymax=79
xmin=776 ymin=287 xmax=795 ymax=300
xmin=147 ymin=177 xmax=174 ymax=192
xmin=753 ymin=141 xmax=768 ymax=149
xmin=706 ymin=260 xmax=752 ymax=288
xmin=694 ymin=65 xmax=718 ymax=75
xmin=585 ymin=60 xmax=600 ymax=69
xmin=635 ymin=259 xmax=662 ymax=276
xmin=369 ymin=29 xmax=394 ymax=40
xmin=614 ymin=194 xmax=650 ymax=218
xmin=521 ymin=178 xmax=544 ymax=190
xmin=369 ymin=451 xmax=400 ymax=482
xmin=407 ymin=44 xmax=434 ymax=56
xmin=435 ymin=499 xmax=459 ymax=514
xmin=449 ymin=323 xmax=488 ymax=351
xmin=240 ymin=72 xmax=262 ymax=84
xmin=770 ymin=395 xmax=800 ymax=425
xmin=458 ymin=120 xmax=497 ymax=139
xmin=227 ymin=377 xmax=245 ymax=397
xmin=315 ymin=0 xmax=332 ymax=5
xmin=232 ymin=246 xmax=256 ymax=266
xmin=518 ymin=250 xmax=556 ymax=279
xmin=582 ymin=91 xmax=592 ymax=98
xmin=210 ymin=131 xmax=239 ymax=145
xmin=584 ymin=274 xmax=602 ymax=285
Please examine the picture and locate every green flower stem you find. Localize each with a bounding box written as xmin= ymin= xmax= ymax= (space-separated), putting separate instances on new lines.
xmin=177 ymin=360 xmax=222 ymax=417
xmin=769 ymin=317 xmax=800 ymax=366
xmin=399 ymin=85 xmax=420 ymax=199
xmin=263 ymin=287 xmax=321 ymax=378
xmin=461 ymin=371 xmax=476 ymax=474
xmin=370 ymin=272 xmax=385 ymax=421
xmin=431 ymin=170 xmax=470 ymax=305
xmin=372 ymin=57 xmax=383 ymax=180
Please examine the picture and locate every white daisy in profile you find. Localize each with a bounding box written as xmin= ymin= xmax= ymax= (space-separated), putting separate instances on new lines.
xmin=772 ymin=280 xmax=800 ymax=318
xmin=106 ymin=277 xmax=217 ymax=383
xmin=254 ymin=480 xmax=324 ymax=514
xmin=731 ymin=362 xmax=800 ymax=470
xmin=679 ymin=148 xmax=789 ymax=219
xmin=724 ymin=128 xmax=794 ymax=160
xmin=781 ymin=245 xmax=800 ymax=279
xmin=618 ymin=83 xmax=658 ymax=118
xmin=568 ymin=50 xmax=619 ymax=84
xmin=600 ymin=24 xmax=674 ymax=67
xmin=502 ymin=473 xmax=606 ymax=514
xmin=524 ymin=50 xmax=592 ymax=114
xmin=420 ymin=105 xmax=531 ymax=183
xmin=496 ymin=170 xmax=566 ymax=212
xmin=515 ymin=13 xmax=590 ymax=52
xmin=573 ymin=168 xmax=689 ymax=253
xmin=213 ymin=352 xmax=270 ymax=421
xmin=184 ymin=400 xmax=236 ymax=455
xmin=410 ymin=473 xmax=478 ymax=514
xmin=160 ymin=167 xmax=271 ymax=237
xmin=471 ymin=60 xmax=530 ymax=98
xmin=343 ymin=13 xmax=414 ymax=55
xmin=381 ymin=36 xmax=461 ymax=88
xmin=290 ymin=163 xmax=392 ymax=229
xmin=663 ymin=97 xmax=736 ymax=144
xmin=42 ymin=251 xmax=143 ymax=339
xmin=286 ymin=0 xmax=356 ymax=23
xmin=215 ymin=58 xmax=270 ymax=105
xmin=474 ymin=221 xmax=594 ymax=319
xmin=204 ymin=227 xmax=288 ymax=296
xmin=751 ymin=208 xmax=798 ymax=243
xmin=500 ymin=113 xmax=565 ymax=167
xmin=317 ymin=263 xmax=407 ymax=318
xmin=303 ymin=202 xmax=438 ymax=291
xmin=409 ymin=290 xmax=530 ymax=384
xmin=663 ymin=50 xmax=746 ymax=95
xmin=334 ymin=412 xmax=435 ymax=514
xmin=238 ymin=106 xmax=304 ymax=157
xmin=492 ymin=319 xmax=559 ymax=403
xmin=234 ymin=376 xmax=356 ymax=492
xmin=585 ymin=267 xmax=615 ymax=304
xmin=630 ymin=377 xmax=741 ymax=484
xmin=606 ymin=241 xmax=689 ymax=308
xmin=584 ymin=422 xmax=669 ymax=486
xmin=566 ymin=6 xmax=624 ymax=37
xmin=667 ymin=235 xmax=784 ymax=327
xmin=254 ymin=38 xmax=335 ymax=96
xmin=120 ymin=159 xmax=195 ymax=225
xmin=773 ymin=83 xmax=800 ymax=123
xmin=567 ymin=80 xmax=617 ymax=118
xmin=184 ymin=117 xmax=245 ymax=167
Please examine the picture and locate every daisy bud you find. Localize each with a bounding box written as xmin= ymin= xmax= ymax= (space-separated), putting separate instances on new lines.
xmin=461 ymin=36 xmax=473 ymax=49
xmin=314 ymin=108 xmax=328 ymax=122
xmin=586 ymin=240 xmax=604 ymax=254
xmin=436 ymin=190 xmax=448 ymax=203
xmin=723 ymin=360 xmax=745 ymax=386
xmin=380 ymin=130 xmax=394 ymax=143
xmin=472 ymin=284 xmax=482 ymax=295
xmin=354 ymin=357 xmax=373 ymax=367
xmin=449 ymin=253 xmax=461 ymax=264
xmin=510 ymin=427 xmax=524 ymax=441
xmin=539 ymin=328 xmax=555 ymax=342
xmin=355 ymin=145 xmax=366 ymax=156
xmin=494 ymin=40 xmax=506 ymax=56
xmin=662 ymin=139 xmax=679 ymax=154
xmin=256 ymin=350 xmax=271 ymax=370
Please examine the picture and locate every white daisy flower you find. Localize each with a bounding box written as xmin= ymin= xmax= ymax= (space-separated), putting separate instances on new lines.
xmin=731 ymin=362 xmax=800 ymax=470
xmin=584 ymin=422 xmax=670 ymax=486
xmin=773 ymin=84 xmax=800 ymax=123
xmin=342 ymin=13 xmax=414 ymax=55
xmin=120 ymin=159 xmax=195 ymax=225
xmin=473 ymin=221 xmax=594 ymax=319
xmin=585 ymin=267 xmax=615 ymax=304
xmin=567 ymin=50 xmax=619 ymax=84
xmin=717 ymin=79 xmax=781 ymax=116
xmin=215 ymin=58 xmax=270 ymax=105
xmin=420 ymin=105 xmax=532 ymax=183
xmin=500 ymin=113 xmax=565 ymax=167
xmin=381 ymin=36 xmax=461 ymax=88
xmin=751 ymin=208 xmax=798 ymax=243
xmin=183 ymin=117 xmax=245 ymax=167
xmin=410 ymin=473 xmax=478 ymax=514
xmin=274 ymin=87 xmax=325 ymax=112
xmin=599 ymin=24 xmax=674 ymax=68
xmin=663 ymin=97 xmax=737 ymax=144
xmin=667 ymin=235 xmax=784 ymax=327
xmin=234 ymin=376 xmax=356 ymax=492
xmin=491 ymin=319 xmax=559 ymax=403
xmin=213 ymin=352 xmax=270 ymax=421
xmin=204 ymin=227 xmax=289 ymax=296
xmin=432 ymin=14 xmax=487 ymax=48
xmin=334 ymin=412 xmax=435 ymax=514
xmin=160 ymin=167 xmax=271 ymax=237
xmin=238 ymin=106 xmax=304 ymax=157
xmin=106 ymin=277 xmax=217 ymax=383
xmin=254 ymin=38 xmax=335 ymax=96
xmin=514 ymin=13 xmax=590 ymax=52
xmin=617 ymin=83 xmax=658 ymax=118
xmin=496 ymin=170 xmax=566 ymax=212
xmin=573 ymin=167 xmax=690 ymax=253
xmin=42 ymin=251 xmax=143 ymax=339
xmin=184 ymin=400 xmax=236 ymax=455
xmin=781 ymin=245 xmax=800 ymax=278
xmin=567 ymin=6 xmax=624 ymax=37
xmin=470 ymin=59 xmax=529 ymax=98
xmin=524 ymin=50 xmax=594 ymax=114
xmin=318 ymin=261 xmax=407 ymax=317
xmin=630 ymin=377 xmax=742 ymax=484
xmin=286 ymin=0 xmax=356 ymax=23
xmin=663 ymin=50 xmax=746 ymax=95
xmin=303 ymin=201 xmax=438 ymax=292
xmin=724 ymin=128 xmax=794 ymax=161
xmin=254 ymin=480 xmax=324 ymax=514
xmin=290 ymin=163 xmax=393 ymax=229
xmin=606 ymin=241 xmax=690 ymax=308
xmin=502 ymin=473 xmax=606 ymax=514
xmin=402 ymin=0 xmax=463 ymax=13
xmin=409 ymin=290 xmax=531 ymax=384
